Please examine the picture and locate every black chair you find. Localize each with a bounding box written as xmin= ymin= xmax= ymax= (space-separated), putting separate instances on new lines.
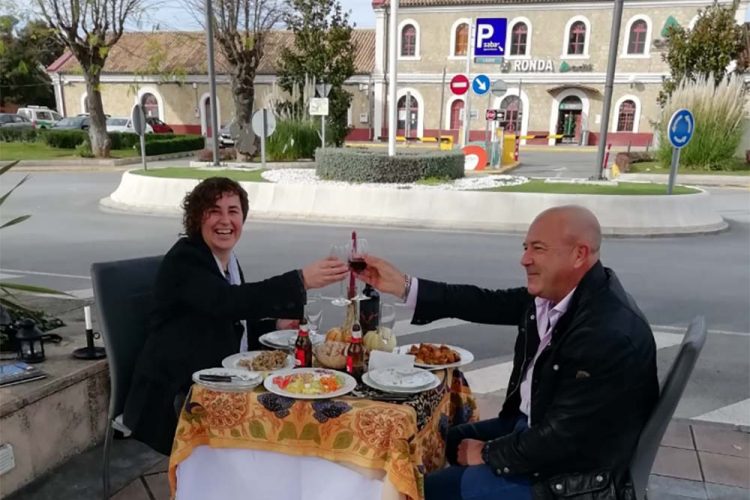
xmin=629 ymin=316 xmax=707 ymax=499
xmin=91 ymin=255 xmax=163 ymax=500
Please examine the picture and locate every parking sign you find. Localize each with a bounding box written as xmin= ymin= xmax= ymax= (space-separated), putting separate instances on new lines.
xmin=474 ymin=18 xmax=507 ymax=57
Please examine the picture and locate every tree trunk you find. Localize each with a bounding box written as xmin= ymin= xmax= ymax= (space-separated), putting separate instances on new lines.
xmin=84 ymin=73 xmax=111 ymax=158
xmin=231 ymin=67 xmax=257 ymax=161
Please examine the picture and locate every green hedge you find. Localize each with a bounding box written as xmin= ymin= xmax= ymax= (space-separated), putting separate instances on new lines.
xmin=144 ymin=135 xmax=204 ymax=155
xmin=315 ymin=148 xmax=465 ymax=183
xmin=266 ymin=119 xmax=320 ymax=161
xmin=41 ymin=129 xmax=88 ymax=148
xmin=0 ymin=128 xmax=38 ymax=142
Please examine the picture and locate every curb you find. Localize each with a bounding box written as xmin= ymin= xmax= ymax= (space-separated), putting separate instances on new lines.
xmin=101 ymin=170 xmax=728 ymax=237
xmin=10 ymin=150 xmax=198 ymax=169
xmin=620 ymin=173 xmax=750 ymax=188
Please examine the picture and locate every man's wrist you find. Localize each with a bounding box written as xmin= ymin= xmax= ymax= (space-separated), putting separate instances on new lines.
xmin=481 ymin=441 xmax=492 ymax=465
xmin=400 ymin=274 xmax=411 ymax=301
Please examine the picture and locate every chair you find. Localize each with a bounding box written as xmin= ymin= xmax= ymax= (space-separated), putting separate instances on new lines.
xmin=91 ymin=255 xmax=163 ymax=499
xmin=629 ymin=316 xmax=707 ymax=500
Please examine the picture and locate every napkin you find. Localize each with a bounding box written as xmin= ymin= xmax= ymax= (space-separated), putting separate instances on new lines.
xmin=368 ymin=350 xmax=415 ymax=371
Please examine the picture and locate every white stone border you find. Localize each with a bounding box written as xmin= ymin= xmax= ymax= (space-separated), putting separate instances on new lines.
xmin=102 ymin=171 xmax=728 ymax=236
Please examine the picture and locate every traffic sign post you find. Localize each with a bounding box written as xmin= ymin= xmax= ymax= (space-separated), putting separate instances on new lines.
xmin=252 ymin=108 xmax=277 ymax=170
xmin=131 ymin=104 xmax=147 ymax=171
xmin=666 ymin=108 xmax=695 ymax=195
xmin=309 ymin=97 xmax=329 ymax=149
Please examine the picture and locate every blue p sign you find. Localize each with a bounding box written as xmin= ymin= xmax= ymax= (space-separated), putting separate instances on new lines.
xmin=474 ymin=18 xmax=507 ymax=57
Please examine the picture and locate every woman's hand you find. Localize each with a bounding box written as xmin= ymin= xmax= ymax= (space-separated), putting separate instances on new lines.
xmin=301 ymin=256 xmax=349 ymax=290
xmin=358 ymin=255 xmax=408 ymax=298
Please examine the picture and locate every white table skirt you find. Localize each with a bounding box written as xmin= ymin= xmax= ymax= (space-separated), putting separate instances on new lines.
xmin=176 ymin=446 xmax=404 ymax=500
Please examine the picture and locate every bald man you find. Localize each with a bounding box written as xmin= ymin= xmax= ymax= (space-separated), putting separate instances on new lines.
xmin=359 ymin=205 xmax=657 ymax=500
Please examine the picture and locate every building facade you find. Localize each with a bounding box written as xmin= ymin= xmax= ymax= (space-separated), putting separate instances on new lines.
xmin=369 ymin=0 xmax=749 ymax=145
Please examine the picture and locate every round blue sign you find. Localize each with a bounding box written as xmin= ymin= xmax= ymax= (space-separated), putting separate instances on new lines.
xmin=472 ymin=74 xmax=491 ymax=96
xmin=667 ymin=108 xmax=695 ymax=149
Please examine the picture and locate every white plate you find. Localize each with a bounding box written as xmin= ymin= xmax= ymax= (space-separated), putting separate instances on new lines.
xmin=259 ymin=330 xmax=325 ymax=349
xmin=396 ymin=343 xmax=475 ymax=370
xmin=192 ymin=367 xmax=262 ymax=392
xmin=222 ymin=351 xmax=294 ymax=373
xmin=362 ymin=371 xmax=441 ymax=394
xmin=368 ymin=367 xmax=437 ymax=390
xmin=263 ymin=368 xmax=356 ymax=400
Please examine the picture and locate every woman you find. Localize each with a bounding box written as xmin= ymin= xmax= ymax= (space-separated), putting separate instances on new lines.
xmin=124 ymin=177 xmax=348 ymax=454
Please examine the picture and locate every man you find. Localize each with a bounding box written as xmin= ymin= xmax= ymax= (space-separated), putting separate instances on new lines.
xmin=359 ymin=205 xmax=657 ymax=500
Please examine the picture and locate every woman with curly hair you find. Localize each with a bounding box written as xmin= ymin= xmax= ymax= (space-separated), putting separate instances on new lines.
xmin=124 ymin=177 xmax=348 ymax=454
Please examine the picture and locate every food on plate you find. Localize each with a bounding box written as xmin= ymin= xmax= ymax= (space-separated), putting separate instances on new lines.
xmin=408 ymin=343 xmax=461 ymax=365
xmin=272 ymin=370 xmax=344 ymax=395
xmin=313 ymin=341 xmax=348 ymax=369
xmin=238 ymin=350 xmax=288 ymax=371
xmin=325 ymin=326 xmax=352 ymax=344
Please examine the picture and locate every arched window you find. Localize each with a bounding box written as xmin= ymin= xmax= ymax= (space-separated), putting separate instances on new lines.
xmin=397 ymin=94 xmax=419 ymax=137
xmin=617 ymin=100 xmax=636 ymax=131
xmin=627 ymin=20 xmax=648 ymax=54
xmin=140 ymin=93 xmax=159 ymax=118
xmin=500 ymin=96 xmax=522 ymax=133
xmin=454 ymin=24 xmax=468 ymax=56
xmin=567 ymin=21 xmax=586 ymax=55
xmin=510 ymin=22 xmax=528 ymax=56
xmin=401 ymin=25 xmax=416 ymax=57
xmin=449 ymin=100 xmax=464 ymax=129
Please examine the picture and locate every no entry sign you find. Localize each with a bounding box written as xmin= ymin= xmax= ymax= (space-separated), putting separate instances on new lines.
xmin=450 ymin=74 xmax=470 ymax=96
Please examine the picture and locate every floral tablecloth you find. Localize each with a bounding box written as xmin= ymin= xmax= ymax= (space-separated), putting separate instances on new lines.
xmin=169 ymin=368 xmax=478 ymax=500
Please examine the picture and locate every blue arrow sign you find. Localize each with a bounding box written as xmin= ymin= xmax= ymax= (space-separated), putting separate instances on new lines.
xmin=472 ymin=74 xmax=491 ymax=95
xmin=667 ymin=108 xmax=695 ymax=149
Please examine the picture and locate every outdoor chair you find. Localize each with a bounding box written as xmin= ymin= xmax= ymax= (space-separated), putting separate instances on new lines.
xmin=629 ymin=316 xmax=707 ymax=500
xmin=91 ymin=255 xmax=163 ymax=500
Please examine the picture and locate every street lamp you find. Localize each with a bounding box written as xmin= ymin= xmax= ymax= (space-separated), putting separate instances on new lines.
xmin=16 ymin=319 xmax=45 ymax=363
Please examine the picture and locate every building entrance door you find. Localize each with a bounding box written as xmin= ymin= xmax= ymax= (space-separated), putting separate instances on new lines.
xmin=556 ymin=96 xmax=583 ymax=144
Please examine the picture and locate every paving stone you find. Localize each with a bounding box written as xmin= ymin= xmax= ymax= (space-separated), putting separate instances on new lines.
xmin=699 ymin=452 xmax=750 ymax=489
xmin=110 ymin=479 xmax=150 ymax=500
xmin=648 ymin=475 xmax=708 ymax=499
xmin=144 ymin=472 xmax=171 ymax=500
xmin=653 ymin=446 xmax=704 ymax=481
xmin=145 ymin=457 xmax=169 ymax=475
xmin=663 ymin=421 xmax=696 ymax=450
xmin=692 ymin=425 xmax=750 ymax=458
xmin=473 ymin=392 xmax=503 ymax=419
xmin=704 ymin=482 xmax=750 ymax=500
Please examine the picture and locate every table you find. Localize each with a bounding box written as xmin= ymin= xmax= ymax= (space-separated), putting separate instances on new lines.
xmin=169 ymin=369 xmax=478 ymax=500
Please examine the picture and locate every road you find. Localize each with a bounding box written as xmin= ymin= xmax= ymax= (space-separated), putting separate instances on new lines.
xmin=0 ymin=169 xmax=748 ymax=426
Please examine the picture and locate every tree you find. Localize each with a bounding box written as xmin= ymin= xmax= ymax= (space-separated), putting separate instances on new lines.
xmin=185 ymin=0 xmax=287 ymax=160
xmin=659 ymin=1 xmax=747 ymax=106
xmin=277 ymin=0 xmax=355 ymax=146
xmin=34 ymin=0 xmax=145 ymax=157
xmin=0 ymin=17 xmax=65 ymax=110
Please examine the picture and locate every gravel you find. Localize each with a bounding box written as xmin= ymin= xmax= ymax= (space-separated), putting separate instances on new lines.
xmin=260 ymin=169 xmax=528 ymax=190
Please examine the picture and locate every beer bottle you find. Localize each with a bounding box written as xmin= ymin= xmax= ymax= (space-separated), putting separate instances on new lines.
xmin=294 ymin=319 xmax=312 ymax=368
xmin=346 ymin=320 xmax=365 ymax=382
xmin=359 ymin=284 xmax=380 ymax=333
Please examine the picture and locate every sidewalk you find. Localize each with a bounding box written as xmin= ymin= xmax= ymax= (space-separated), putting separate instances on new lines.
xmin=10 ymin=392 xmax=748 ymax=500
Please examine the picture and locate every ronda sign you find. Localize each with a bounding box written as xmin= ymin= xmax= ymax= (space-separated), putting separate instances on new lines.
xmin=501 ymin=59 xmax=594 ymax=73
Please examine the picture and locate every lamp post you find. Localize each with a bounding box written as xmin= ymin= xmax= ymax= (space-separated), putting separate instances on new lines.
xmin=16 ymin=319 xmax=45 ymax=363
xmin=387 ymin=0 xmax=398 ymax=157
xmin=205 ymin=0 xmax=220 ymax=167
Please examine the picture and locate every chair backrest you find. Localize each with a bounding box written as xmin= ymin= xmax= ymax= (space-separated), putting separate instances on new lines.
xmin=629 ymin=316 xmax=707 ymax=499
xmin=91 ymin=255 xmax=163 ymax=419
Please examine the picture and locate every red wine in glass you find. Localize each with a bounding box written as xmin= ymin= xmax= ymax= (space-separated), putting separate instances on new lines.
xmin=349 ymin=258 xmax=367 ymax=272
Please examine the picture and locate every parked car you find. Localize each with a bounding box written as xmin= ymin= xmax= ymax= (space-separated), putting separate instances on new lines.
xmin=145 ymin=116 xmax=173 ymax=134
xmin=219 ymin=123 xmax=235 ymax=147
xmin=0 ymin=113 xmax=33 ymax=128
xmin=16 ymin=106 xmax=62 ymax=128
xmin=52 ymin=116 xmax=90 ymax=130
xmin=106 ymin=117 xmax=154 ymax=134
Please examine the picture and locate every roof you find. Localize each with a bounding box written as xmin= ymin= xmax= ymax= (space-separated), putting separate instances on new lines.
xmin=47 ymin=29 xmax=375 ymax=76
xmin=374 ymin=0 xmax=612 ymax=6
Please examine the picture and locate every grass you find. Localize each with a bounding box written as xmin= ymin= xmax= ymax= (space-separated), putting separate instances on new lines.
xmin=482 ymin=179 xmax=699 ymax=195
xmin=0 ymin=141 xmax=138 ymax=160
xmin=415 ymin=176 xmax=452 ymax=186
xmin=132 ymin=167 xmax=268 ymax=182
xmin=628 ymin=159 xmax=750 ymax=176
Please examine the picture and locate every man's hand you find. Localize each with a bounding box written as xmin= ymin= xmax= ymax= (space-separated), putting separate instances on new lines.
xmin=358 ymin=255 xmax=407 ymax=298
xmin=301 ymin=257 xmax=349 ymax=290
xmin=457 ymin=439 xmax=486 ymax=466
xmin=276 ymin=319 xmax=300 ymax=330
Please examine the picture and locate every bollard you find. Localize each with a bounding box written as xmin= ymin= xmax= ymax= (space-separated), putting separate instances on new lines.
xmin=601 ymin=143 xmax=612 ymax=179
xmin=514 ymin=135 xmax=520 ymax=161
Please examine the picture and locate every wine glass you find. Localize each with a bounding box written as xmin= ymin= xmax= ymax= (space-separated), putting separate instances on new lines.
xmin=379 ymin=304 xmax=397 ymax=351
xmin=347 ymin=238 xmax=369 ymax=301
xmin=305 ymin=298 xmax=325 ymax=343
xmin=329 ymin=245 xmax=351 ymax=306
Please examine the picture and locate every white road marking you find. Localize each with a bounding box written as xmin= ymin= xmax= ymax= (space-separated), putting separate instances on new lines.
xmin=693 ymin=398 xmax=750 ymax=429
xmin=0 ymin=268 xmax=91 ymax=280
xmin=0 ymin=273 xmax=22 ymax=280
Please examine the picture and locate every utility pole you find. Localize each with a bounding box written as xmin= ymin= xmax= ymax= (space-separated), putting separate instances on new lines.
xmin=387 ymin=0 xmax=398 ymax=156
xmin=462 ymin=20 xmax=474 ymax=147
xmin=205 ymin=0 xmax=220 ymax=166
xmin=594 ymin=0 xmax=625 ymax=178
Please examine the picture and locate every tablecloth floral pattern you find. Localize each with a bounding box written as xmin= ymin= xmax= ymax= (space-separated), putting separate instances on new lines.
xmin=169 ymin=368 xmax=478 ymax=500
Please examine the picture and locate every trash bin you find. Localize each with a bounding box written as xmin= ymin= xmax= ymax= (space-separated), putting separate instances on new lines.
xmin=580 ymin=130 xmax=590 ymax=146
xmin=502 ymin=134 xmax=517 ymax=166
xmin=439 ymin=135 xmax=453 ymax=151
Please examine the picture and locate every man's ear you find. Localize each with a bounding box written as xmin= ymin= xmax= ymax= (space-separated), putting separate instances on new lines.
xmin=573 ymin=244 xmax=591 ymax=268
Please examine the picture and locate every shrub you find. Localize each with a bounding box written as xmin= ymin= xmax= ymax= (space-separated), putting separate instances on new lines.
xmin=198 ymin=148 xmax=237 ymax=162
xmin=315 ymin=148 xmax=465 ymax=183
xmin=266 ymin=119 xmax=320 ymax=161
xmin=0 ymin=128 xmax=38 ymax=142
xmin=657 ymin=74 xmax=745 ymax=170
xmin=41 ymin=129 xmax=88 ymax=149
xmin=75 ymin=142 xmax=94 ymax=158
xmin=144 ymin=135 xmax=204 ymax=156
xmin=108 ymin=132 xmax=140 ymax=150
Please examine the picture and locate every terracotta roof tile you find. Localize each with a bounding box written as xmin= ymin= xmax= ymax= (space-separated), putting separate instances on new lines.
xmin=48 ymin=29 xmax=374 ymax=76
xmin=377 ymin=0 xmax=610 ymax=6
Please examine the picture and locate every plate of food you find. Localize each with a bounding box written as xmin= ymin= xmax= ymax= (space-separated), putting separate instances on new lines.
xmin=259 ymin=330 xmax=325 ymax=349
xmin=192 ymin=367 xmax=263 ymax=392
xmin=362 ymin=370 xmax=441 ymax=394
xmin=222 ymin=350 xmax=294 ymax=374
xmin=396 ymin=343 xmax=474 ymax=370
xmin=263 ymin=368 xmax=356 ymax=400
xmin=368 ymin=367 xmax=438 ymax=391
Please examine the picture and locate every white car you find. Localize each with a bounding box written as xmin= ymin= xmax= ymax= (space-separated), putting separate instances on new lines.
xmin=106 ymin=117 xmax=153 ymax=134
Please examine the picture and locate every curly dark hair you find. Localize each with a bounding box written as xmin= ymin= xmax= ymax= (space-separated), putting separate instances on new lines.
xmin=182 ymin=177 xmax=249 ymax=239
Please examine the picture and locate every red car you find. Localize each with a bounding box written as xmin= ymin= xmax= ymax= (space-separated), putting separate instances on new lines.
xmin=145 ymin=117 xmax=174 ymax=134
